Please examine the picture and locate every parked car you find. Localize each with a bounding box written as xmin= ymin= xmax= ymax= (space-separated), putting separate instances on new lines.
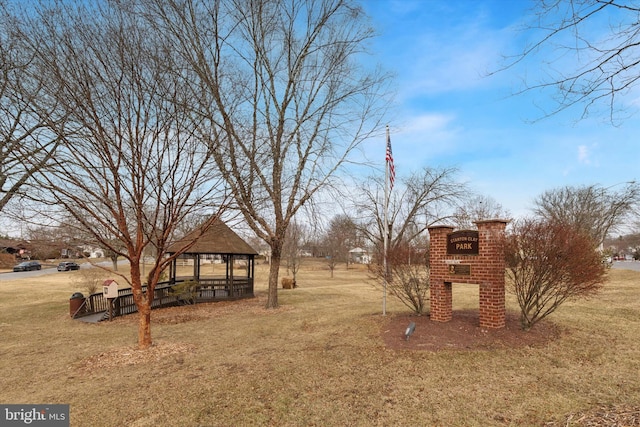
xmin=13 ymin=261 xmax=42 ymax=272
xmin=57 ymin=262 xmax=80 ymax=271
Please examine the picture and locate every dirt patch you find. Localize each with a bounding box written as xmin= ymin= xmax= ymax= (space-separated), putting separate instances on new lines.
xmin=77 ymin=341 xmax=197 ymax=371
xmin=381 ymin=310 xmax=561 ymax=352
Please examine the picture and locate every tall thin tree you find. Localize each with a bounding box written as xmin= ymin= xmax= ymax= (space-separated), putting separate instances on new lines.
xmin=147 ymin=0 xmax=390 ymax=308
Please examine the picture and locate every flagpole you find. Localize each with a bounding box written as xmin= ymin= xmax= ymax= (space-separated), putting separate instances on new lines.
xmin=383 ymin=125 xmax=390 ymax=316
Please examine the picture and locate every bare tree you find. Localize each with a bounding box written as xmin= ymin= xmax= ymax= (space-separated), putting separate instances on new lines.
xmin=72 ymin=268 xmax=109 ymax=298
xmin=282 ymin=219 xmax=304 ymax=285
xmin=369 ymin=242 xmax=429 ymax=315
xmin=146 ymin=0 xmax=390 ymax=308
xmin=504 ymin=217 xmax=607 ymax=330
xmin=319 ymin=214 xmax=357 ymax=277
xmin=325 ymin=214 xmax=359 ymax=268
xmin=504 ymin=0 xmax=640 ymax=122
xmin=355 ymin=167 xmax=469 ymax=261
xmin=0 ymin=3 xmax=61 ymax=213
xmin=23 ymin=223 xmax=81 ymax=260
xmin=533 ymin=183 xmax=640 ymax=247
xmin=354 ymin=167 xmax=464 ymax=312
xmin=19 ymin=2 xmax=226 ymax=349
xmin=321 ymin=229 xmax=340 ymax=279
xmin=452 ymin=195 xmax=511 ymax=230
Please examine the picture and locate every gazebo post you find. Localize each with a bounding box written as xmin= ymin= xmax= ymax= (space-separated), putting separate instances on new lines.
xmin=229 ymin=255 xmax=235 ymax=296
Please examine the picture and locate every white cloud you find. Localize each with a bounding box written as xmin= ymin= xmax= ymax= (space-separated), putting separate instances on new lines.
xmin=380 ymin=111 xmax=465 ymax=171
xmin=395 ymin=29 xmax=507 ymax=99
xmin=395 ymin=112 xmax=462 ymax=153
xmin=377 ymin=3 xmax=526 ymax=101
xmin=578 ymin=145 xmax=591 ymax=165
xmin=400 ymin=112 xmax=457 ymax=135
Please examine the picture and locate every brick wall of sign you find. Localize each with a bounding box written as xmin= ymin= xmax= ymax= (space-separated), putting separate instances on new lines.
xmin=428 ymin=219 xmax=509 ymax=329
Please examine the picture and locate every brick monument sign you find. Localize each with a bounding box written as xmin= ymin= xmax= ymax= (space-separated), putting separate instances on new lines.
xmin=428 ymin=219 xmax=509 ymax=329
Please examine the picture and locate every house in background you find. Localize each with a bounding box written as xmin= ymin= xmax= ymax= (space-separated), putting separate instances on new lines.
xmin=0 ymin=239 xmax=31 ymax=259
xmin=349 ymin=247 xmax=370 ymax=264
xmin=78 ymin=245 xmax=105 ymax=258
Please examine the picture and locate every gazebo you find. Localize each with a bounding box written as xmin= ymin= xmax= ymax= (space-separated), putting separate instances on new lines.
xmin=165 ymin=219 xmax=259 ymax=301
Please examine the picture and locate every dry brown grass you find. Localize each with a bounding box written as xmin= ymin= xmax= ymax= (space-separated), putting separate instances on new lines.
xmin=0 ymin=260 xmax=639 ymax=426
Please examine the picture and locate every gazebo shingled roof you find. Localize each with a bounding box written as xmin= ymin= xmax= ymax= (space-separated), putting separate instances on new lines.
xmin=167 ymin=219 xmax=258 ymax=256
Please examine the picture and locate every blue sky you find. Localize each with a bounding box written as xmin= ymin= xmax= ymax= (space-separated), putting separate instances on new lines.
xmin=359 ymin=0 xmax=640 ymax=219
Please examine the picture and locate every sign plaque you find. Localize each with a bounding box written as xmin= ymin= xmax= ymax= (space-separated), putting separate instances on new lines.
xmin=448 ymin=264 xmax=471 ymax=275
xmin=447 ymin=230 xmax=479 ymax=255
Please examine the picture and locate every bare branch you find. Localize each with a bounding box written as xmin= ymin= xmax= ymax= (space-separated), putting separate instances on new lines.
xmin=496 ymin=0 xmax=640 ymax=123
xmin=0 ymin=4 xmax=61 ymax=212
xmin=354 ymin=166 xmax=469 ymax=258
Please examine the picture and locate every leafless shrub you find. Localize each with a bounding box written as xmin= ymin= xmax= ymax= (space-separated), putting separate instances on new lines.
xmin=72 ymin=268 xmax=106 ymax=296
xmin=504 ymin=218 xmax=607 ymax=330
xmin=370 ymin=243 xmax=429 ymax=315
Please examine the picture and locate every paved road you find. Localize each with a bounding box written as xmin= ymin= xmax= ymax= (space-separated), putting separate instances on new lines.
xmin=611 ymin=260 xmax=640 ymax=272
xmin=0 ymin=265 xmax=57 ymax=281
xmin=0 ymin=260 xmax=120 ymax=282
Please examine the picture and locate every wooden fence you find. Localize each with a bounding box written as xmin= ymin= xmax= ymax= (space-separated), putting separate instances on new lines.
xmin=72 ymin=278 xmax=254 ymax=320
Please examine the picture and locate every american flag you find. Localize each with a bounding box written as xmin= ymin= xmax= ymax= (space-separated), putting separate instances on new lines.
xmin=386 ymin=128 xmax=395 ymax=190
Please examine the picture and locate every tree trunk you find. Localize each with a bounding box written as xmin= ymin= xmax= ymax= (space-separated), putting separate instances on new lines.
xmin=130 ymin=260 xmax=153 ymax=349
xmin=138 ymin=305 xmax=152 ymax=349
xmin=266 ymin=245 xmax=282 ymax=309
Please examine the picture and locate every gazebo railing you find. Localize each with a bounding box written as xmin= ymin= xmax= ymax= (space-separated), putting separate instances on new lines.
xmin=74 ymin=278 xmax=253 ymax=320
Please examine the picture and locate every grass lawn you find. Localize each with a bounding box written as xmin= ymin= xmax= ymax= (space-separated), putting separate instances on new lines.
xmin=0 ymin=260 xmax=639 ymax=426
